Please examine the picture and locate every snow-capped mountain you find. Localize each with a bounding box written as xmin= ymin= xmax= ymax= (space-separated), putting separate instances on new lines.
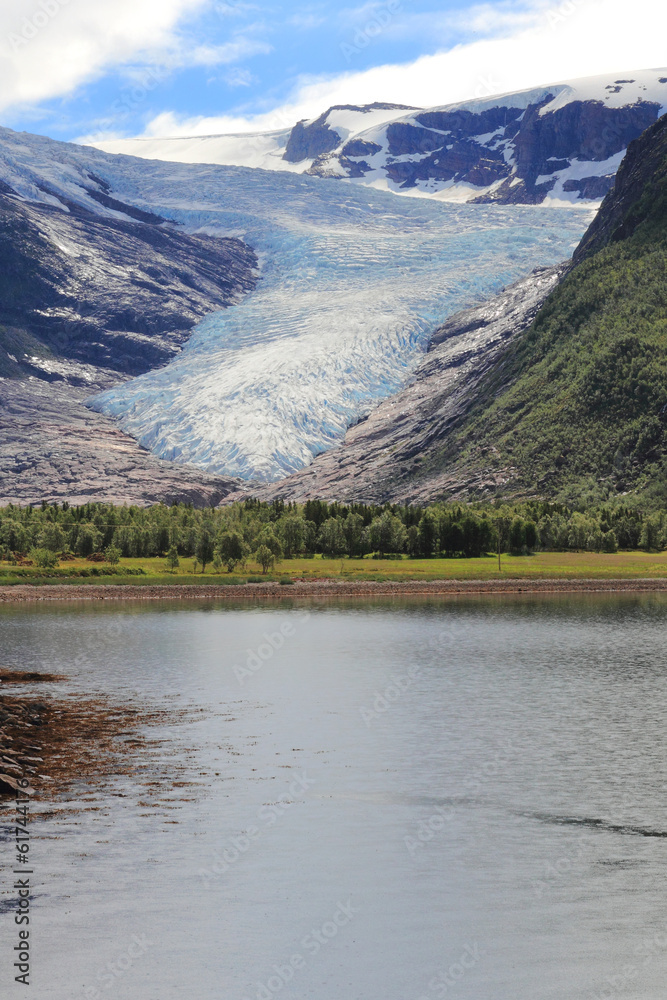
xmin=92 ymin=70 xmax=667 ymax=206
xmin=94 ymin=103 xmax=418 ymax=175
xmin=0 ymin=126 xmax=587 ymax=484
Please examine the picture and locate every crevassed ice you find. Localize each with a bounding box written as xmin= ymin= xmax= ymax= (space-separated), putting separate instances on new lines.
xmin=86 ymin=160 xmax=589 ymax=482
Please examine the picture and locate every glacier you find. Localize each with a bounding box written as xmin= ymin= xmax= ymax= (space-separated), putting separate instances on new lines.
xmin=0 ymin=126 xmax=589 ymax=482
xmin=89 ymin=165 xmax=588 ymax=481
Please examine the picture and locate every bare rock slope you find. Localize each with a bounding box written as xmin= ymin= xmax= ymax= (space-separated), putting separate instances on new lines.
xmin=0 ymin=380 xmax=244 ymax=506
xmin=0 ymin=175 xmax=257 ymax=505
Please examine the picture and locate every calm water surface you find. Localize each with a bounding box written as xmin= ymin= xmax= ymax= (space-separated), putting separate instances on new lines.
xmin=1 ymin=595 xmax=666 ymax=1000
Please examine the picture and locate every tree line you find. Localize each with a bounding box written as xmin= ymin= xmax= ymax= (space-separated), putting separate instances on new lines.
xmin=0 ymin=498 xmax=665 ymax=572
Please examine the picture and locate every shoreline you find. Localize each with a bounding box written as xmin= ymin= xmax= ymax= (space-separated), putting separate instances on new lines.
xmin=3 ymin=577 xmax=667 ymax=603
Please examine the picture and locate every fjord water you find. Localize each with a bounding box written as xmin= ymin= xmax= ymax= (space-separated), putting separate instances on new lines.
xmin=2 ymin=596 xmax=666 ymax=1000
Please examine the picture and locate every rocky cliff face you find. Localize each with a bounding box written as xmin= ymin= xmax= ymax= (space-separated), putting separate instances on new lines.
xmin=306 ymin=73 xmax=667 ymax=205
xmin=573 ymin=112 xmax=667 ymax=260
xmin=0 ymin=182 xmax=256 ymax=378
xmin=282 ymin=103 xmax=417 ymax=163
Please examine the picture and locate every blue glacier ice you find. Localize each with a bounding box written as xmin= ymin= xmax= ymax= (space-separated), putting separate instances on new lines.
xmin=87 ymin=163 xmax=589 ymax=481
xmin=0 ymin=127 xmax=589 ymax=482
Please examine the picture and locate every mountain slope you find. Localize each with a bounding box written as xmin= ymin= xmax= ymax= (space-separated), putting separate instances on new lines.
xmin=93 ymin=70 xmax=667 ymax=206
xmin=0 ymin=379 xmax=247 ymax=507
xmin=0 ymin=138 xmax=258 ymax=505
xmin=94 ymin=104 xmax=417 ymax=175
xmin=403 ymin=112 xmax=667 ymax=506
xmin=0 ymin=185 xmax=257 ymax=378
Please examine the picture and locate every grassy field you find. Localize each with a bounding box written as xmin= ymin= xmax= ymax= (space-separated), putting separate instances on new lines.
xmin=3 ymin=551 xmax=667 ymax=585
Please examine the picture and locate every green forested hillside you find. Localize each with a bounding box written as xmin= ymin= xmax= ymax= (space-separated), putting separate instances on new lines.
xmin=429 ymin=114 xmax=667 ymax=507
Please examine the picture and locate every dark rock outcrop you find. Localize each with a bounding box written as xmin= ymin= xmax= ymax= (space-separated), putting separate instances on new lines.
xmin=385 ymin=140 xmax=510 ymax=189
xmin=561 ymin=175 xmax=615 ymax=199
xmin=474 ymin=99 xmax=661 ymax=204
xmin=283 ymin=103 xmax=418 ymax=163
xmin=573 ymin=112 xmax=667 ymax=261
xmin=283 ymin=117 xmax=342 ymax=164
xmin=0 ymin=185 xmax=257 ymax=377
xmin=341 ymin=139 xmax=382 ymax=158
xmin=386 ymin=122 xmax=445 ymax=156
xmin=415 ymin=105 xmax=524 ymax=137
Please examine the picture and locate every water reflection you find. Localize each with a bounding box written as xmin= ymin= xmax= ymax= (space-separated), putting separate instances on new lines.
xmin=0 ymin=594 xmax=665 ymax=1000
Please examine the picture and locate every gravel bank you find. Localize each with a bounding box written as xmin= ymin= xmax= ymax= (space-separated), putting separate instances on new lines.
xmin=2 ymin=578 xmax=667 ymax=603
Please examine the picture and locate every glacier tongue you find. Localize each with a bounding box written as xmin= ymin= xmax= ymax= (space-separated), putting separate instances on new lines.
xmin=0 ymin=123 xmax=587 ymax=482
xmin=85 ymin=163 xmax=588 ymax=481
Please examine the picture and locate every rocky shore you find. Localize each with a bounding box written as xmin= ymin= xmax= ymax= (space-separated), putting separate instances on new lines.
xmin=2 ymin=578 xmax=667 ymax=604
xmin=0 ymin=669 xmax=183 ymax=800
xmin=0 ymin=675 xmax=52 ymax=795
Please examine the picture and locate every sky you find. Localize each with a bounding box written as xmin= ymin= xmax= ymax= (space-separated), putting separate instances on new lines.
xmin=0 ymin=0 xmax=665 ymax=143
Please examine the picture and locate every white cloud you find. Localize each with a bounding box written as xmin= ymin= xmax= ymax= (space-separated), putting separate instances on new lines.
xmin=288 ymin=12 xmax=328 ymax=30
xmin=135 ymin=0 xmax=667 ymax=137
xmin=338 ymin=0 xmax=538 ymax=41
xmin=188 ymin=38 xmax=271 ymax=67
xmin=0 ymin=0 xmax=218 ymax=112
xmin=214 ymin=1 xmax=260 ymax=15
xmin=225 ymin=66 xmax=259 ymax=87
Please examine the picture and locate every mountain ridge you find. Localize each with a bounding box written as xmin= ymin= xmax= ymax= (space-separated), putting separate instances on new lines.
xmin=93 ymin=69 xmax=667 ymax=207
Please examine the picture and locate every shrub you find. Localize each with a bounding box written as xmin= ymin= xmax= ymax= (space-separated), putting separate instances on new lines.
xmin=255 ymin=544 xmax=277 ymax=574
xmin=165 ymin=545 xmax=180 ymax=572
xmin=29 ymin=548 xmax=59 ymax=569
xmin=217 ymin=530 xmax=248 ymax=572
xmin=602 ymin=530 xmax=618 ymax=553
